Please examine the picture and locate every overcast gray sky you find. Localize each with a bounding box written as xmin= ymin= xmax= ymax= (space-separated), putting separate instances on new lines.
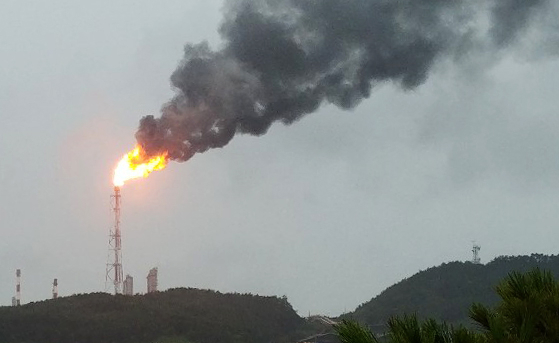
xmin=1 ymin=0 xmax=559 ymax=316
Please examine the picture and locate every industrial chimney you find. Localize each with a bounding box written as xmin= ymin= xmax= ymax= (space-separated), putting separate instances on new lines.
xmin=52 ymin=279 xmax=58 ymax=299
xmin=15 ymin=269 xmax=21 ymax=306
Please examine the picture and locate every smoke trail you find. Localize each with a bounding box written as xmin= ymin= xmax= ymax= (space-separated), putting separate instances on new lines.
xmin=135 ymin=0 xmax=553 ymax=162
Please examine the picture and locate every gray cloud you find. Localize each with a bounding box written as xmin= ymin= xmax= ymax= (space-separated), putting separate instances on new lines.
xmin=490 ymin=0 xmax=548 ymax=47
xmin=135 ymin=0 xmax=555 ymax=163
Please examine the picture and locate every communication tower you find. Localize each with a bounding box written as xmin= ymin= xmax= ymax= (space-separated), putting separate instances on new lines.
xmin=472 ymin=242 xmax=481 ymax=264
xmin=106 ymin=186 xmax=124 ymax=294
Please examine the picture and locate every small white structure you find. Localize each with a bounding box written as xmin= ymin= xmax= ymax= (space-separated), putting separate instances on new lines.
xmin=147 ymin=268 xmax=158 ymax=293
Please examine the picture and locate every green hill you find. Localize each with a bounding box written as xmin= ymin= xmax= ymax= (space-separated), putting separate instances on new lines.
xmin=0 ymin=288 xmax=311 ymax=343
xmin=346 ymin=254 xmax=559 ymax=331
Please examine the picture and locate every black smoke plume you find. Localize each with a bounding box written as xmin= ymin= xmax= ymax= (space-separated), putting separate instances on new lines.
xmin=135 ymin=0 xmax=553 ymax=162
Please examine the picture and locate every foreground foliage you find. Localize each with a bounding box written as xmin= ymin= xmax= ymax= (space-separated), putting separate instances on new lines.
xmin=470 ymin=268 xmax=559 ymax=342
xmin=336 ymin=316 xmax=483 ymax=343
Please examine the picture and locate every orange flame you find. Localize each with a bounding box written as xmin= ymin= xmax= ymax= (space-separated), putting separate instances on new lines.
xmin=113 ymin=145 xmax=168 ymax=187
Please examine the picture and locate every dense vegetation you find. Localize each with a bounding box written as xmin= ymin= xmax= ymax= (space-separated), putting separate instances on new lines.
xmin=347 ymin=254 xmax=559 ymax=330
xmin=336 ymin=268 xmax=559 ymax=342
xmin=0 ymin=288 xmax=309 ymax=343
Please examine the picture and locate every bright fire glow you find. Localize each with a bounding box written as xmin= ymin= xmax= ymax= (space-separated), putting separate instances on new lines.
xmin=113 ymin=145 xmax=168 ymax=187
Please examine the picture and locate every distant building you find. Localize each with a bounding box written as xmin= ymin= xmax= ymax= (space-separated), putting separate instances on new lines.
xmin=123 ymin=275 xmax=134 ymax=295
xmin=147 ymin=268 xmax=158 ymax=293
xmin=11 ymin=297 xmax=16 ymax=307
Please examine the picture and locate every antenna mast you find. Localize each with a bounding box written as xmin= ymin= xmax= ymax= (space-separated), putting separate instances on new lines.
xmin=106 ymin=186 xmax=124 ymax=294
xmin=472 ymin=242 xmax=481 ymax=264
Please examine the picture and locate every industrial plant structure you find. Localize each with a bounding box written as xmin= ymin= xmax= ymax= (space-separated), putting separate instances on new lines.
xmin=52 ymin=278 xmax=58 ymax=299
xmin=123 ymin=275 xmax=134 ymax=295
xmin=15 ymin=269 xmax=21 ymax=306
xmin=147 ymin=268 xmax=158 ymax=293
xmin=103 ymin=187 xmax=161 ymax=297
xmin=106 ymin=186 xmax=124 ymax=294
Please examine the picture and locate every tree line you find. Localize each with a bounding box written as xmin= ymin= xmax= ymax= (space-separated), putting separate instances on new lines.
xmin=0 ymin=288 xmax=311 ymax=343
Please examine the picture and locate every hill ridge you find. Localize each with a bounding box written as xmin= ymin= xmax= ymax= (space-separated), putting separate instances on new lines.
xmin=0 ymin=287 xmax=311 ymax=343
xmin=346 ymin=253 xmax=559 ymax=330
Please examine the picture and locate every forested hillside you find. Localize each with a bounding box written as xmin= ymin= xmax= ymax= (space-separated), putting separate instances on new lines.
xmin=0 ymin=288 xmax=311 ymax=343
xmin=347 ymin=254 xmax=559 ymax=331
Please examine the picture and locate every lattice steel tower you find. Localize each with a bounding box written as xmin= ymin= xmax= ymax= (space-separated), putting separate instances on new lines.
xmin=106 ymin=186 xmax=124 ymax=294
xmin=472 ymin=242 xmax=481 ymax=264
